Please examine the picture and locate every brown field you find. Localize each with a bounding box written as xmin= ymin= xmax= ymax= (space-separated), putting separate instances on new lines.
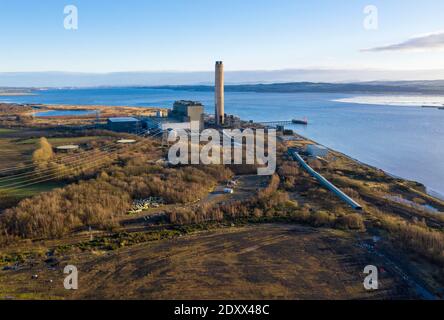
xmin=0 ymin=224 xmax=417 ymax=300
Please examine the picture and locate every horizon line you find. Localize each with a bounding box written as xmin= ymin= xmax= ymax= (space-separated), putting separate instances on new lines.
xmin=2 ymin=67 xmax=444 ymax=75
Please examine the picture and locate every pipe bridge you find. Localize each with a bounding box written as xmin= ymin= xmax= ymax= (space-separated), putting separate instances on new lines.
xmin=257 ymin=119 xmax=308 ymax=127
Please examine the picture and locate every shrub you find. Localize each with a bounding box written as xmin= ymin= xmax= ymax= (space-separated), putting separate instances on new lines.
xmin=0 ymin=154 xmax=232 ymax=239
xmin=374 ymin=210 xmax=444 ymax=265
xmin=311 ymin=210 xmax=335 ymax=227
xmin=338 ymin=214 xmax=365 ymax=230
xmin=32 ymin=137 xmax=54 ymax=163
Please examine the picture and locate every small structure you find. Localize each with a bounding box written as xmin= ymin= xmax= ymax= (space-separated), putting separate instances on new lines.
xmin=55 ymin=145 xmax=79 ymax=153
xmin=306 ymin=144 xmax=329 ymax=158
xmin=166 ymin=128 xmax=178 ymax=140
xmin=224 ymin=188 xmax=234 ymax=194
xmin=128 ymin=197 xmax=165 ymax=214
xmin=224 ymin=114 xmax=241 ymax=128
xmin=156 ymin=109 xmax=167 ymax=117
xmin=227 ymin=180 xmax=237 ymax=188
xmin=279 ymin=135 xmax=298 ymax=142
xmin=107 ymin=117 xmax=141 ymax=133
xmin=117 ymin=139 xmax=136 ymax=144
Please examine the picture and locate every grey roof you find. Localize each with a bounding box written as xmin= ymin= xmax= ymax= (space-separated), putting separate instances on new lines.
xmin=108 ymin=117 xmax=140 ymax=123
xmin=174 ymin=100 xmax=203 ymax=106
xmin=56 ymin=145 xmax=79 ymax=150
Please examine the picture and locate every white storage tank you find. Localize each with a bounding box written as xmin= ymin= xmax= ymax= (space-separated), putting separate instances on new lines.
xmin=306 ymin=144 xmax=328 ymax=157
xmin=167 ymin=128 xmax=178 ymax=140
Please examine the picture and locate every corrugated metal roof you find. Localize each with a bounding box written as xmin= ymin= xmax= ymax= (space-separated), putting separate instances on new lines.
xmin=56 ymin=145 xmax=79 ymax=150
xmin=108 ymin=117 xmax=140 ymax=122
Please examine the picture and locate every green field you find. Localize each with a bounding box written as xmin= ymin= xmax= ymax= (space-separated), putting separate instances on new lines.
xmin=0 ymin=128 xmax=18 ymax=135
xmin=0 ymin=180 xmax=66 ymax=198
xmin=16 ymin=136 xmax=107 ymax=146
xmin=0 ymin=133 xmax=106 ymax=201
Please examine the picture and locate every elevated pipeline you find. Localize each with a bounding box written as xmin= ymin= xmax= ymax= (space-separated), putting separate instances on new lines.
xmin=288 ymin=149 xmax=363 ymax=211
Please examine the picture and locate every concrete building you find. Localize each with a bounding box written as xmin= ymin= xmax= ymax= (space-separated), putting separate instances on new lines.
xmin=143 ymin=100 xmax=203 ymax=132
xmin=306 ymin=144 xmax=329 ymax=158
xmin=215 ymin=61 xmax=224 ymax=126
xmin=171 ymin=100 xmax=204 ymax=130
xmin=144 ymin=117 xmax=192 ymax=131
xmin=107 ymin=117 xmax=141 ymax=133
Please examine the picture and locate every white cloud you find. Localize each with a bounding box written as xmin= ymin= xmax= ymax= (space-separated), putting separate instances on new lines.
xmin=362 ymin=31 xmax=444 ymax=52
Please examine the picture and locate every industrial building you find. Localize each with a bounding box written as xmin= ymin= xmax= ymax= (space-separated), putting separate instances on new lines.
xmin=106 ymin=61 xmax=223 ymax=134
xmin=215 ymin=61 xmax=224 ymax=126
xmin=143 ymin=100 xmax=204 ymax=132
xmin=306 ymin=144 xmax=329 ymax=158
xmin=224 ymin=114 xmax=241 ymax=128
xmin=171 ymin=100 xmax=204 ymax=130
xmin=107 ymin=117 xmax=141 ymax=133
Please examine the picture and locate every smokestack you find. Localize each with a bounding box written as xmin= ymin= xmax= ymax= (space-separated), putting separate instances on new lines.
xmin=215 ymin=61 xmax=224 ymax=125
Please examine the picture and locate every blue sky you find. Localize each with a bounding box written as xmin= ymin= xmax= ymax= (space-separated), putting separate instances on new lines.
xmin=1 ymin=0 xmax=444 ymax=73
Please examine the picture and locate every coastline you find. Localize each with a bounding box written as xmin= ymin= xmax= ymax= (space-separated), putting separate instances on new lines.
xmin=1 ymin=98 xmax=442 ymax=203
xmin=0 ymin=93 xmax=35 ymax=97
xmin=332 ymin=95 xmax=444 ymax=107
xmin=291 ymin=131 xmax=444 ymax=202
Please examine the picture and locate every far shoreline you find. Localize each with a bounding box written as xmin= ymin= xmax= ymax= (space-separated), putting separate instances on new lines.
xmin=288 ymin=131 xmax=444 ymax=203
xmin=0 ymin=93 xmax=35 ymax=97
xmin=1 ymin=97 xmax=442 ymax=200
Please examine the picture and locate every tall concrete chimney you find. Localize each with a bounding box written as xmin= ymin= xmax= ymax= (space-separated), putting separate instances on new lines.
xmin=215 ymin=61 xmax=224 ymax=125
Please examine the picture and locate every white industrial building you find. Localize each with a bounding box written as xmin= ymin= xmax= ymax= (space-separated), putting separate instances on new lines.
xmin=306 ymin=144 xmax=329 ymax=157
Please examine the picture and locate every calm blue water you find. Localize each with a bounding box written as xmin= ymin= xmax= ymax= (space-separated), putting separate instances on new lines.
xmin=2 ymin=87 xmax=444 ymax=198
xmin=34 ymin=109 xmax=97 ymax=117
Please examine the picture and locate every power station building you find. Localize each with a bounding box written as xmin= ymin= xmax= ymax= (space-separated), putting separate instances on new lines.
xmin=143 ymin=100 xmax=204 ymax=131
xmin=215 ymin=61 xmax=225 ymax=126
xmin=171 ymin=100 xmax=204 ymax=130
xmin=107 ymin=117 xmax=141 ymax=133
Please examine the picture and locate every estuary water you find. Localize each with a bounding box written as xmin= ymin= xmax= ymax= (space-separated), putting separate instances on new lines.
xmin=1 ymin=87 xmax=443 ymax=198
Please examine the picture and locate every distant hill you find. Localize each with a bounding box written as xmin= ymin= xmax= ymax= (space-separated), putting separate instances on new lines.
xmin=2 ymin=69 xmax=444 ymax=87
xmin=150 ymin=80 xmax=444 ymax=94
xmin=2 ymin=80 xmax=444 ymax=95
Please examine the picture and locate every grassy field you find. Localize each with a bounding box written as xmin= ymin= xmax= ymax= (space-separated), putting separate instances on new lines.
xmin=0 ymin=138 xmax=35 ymax=171
xmin=0 ymin=128 xmax=18 ymax=135
xmin=0 ymin=181 xmax=66 ymax=198
xmin=0 ymin=133 xmax=108 ymax=203
xmin=15 ymin=136 xmax=108 ymax=146
xmin=0 ymin=224 xmax=417 ymax=300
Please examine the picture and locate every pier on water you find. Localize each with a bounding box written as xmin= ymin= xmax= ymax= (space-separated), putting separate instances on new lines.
xmin=256 ymin=118 xmax=308 ymax=127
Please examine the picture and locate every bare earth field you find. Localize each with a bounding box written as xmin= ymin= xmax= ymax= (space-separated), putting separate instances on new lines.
xmin=0 ymin=224 xmax=416 ymax=300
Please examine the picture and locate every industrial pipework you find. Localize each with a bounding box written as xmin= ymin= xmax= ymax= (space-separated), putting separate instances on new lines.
xmin=288 ymin=149 xmax=363 ymax=211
